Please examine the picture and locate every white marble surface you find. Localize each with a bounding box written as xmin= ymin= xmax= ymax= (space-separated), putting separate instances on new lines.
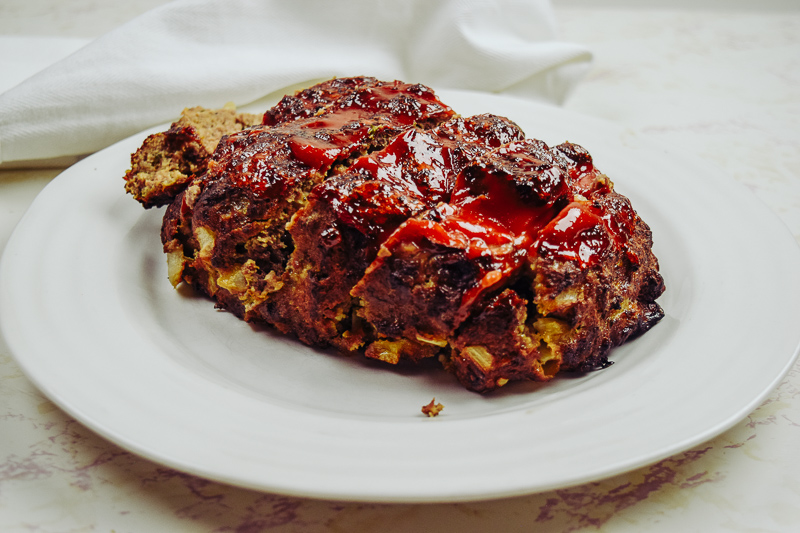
xmin=1 ymin=1 xmax=799 ymax=531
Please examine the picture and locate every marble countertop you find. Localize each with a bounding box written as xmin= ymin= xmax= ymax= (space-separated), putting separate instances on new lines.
xmin=1 ymin=1 xmax=799 ymax=531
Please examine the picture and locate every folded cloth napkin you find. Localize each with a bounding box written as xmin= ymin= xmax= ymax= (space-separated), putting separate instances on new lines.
xmin=0 ymin=37 xmax=91 ymax=96
xmin=0 ymin=0 xmax=591 ymax=165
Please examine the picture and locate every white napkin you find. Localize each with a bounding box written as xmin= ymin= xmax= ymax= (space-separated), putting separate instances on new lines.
xmin=0 ymin=0 xmax=591 ymax=165
xmin=0 ymin=37 xmax=91 ymax=96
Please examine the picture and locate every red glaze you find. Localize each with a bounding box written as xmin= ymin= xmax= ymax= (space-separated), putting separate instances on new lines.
xmin=378 ymin=139 xmax=572 ymax=307
xmin=452 ymin=141 xmax=569 ymax=239
xmin=336 ymin=82 xmax=452 ymax=125
xmin=287 ymin=109 xmax=374 ymax=171
xmin=535 ymin=198 xmax=638 ymax=268
xmin=316 ymin=177 xmax=428 ymax=240
xmin=209 ymin=80 xmax=454 ymax=198
xmin=262 ymin=76 xmax=378 ymax=127
xmin=347 ymin=128 xmax=452 ymax=201
xmin=532 ymin=142 xmax=639 ymax=267
xmin=312 ymin=114 xmax=525 ymax=243
xmin=535 ymin=203 xmax=610 ymax=268
xmin=552 ymin=142 xmax=612 ymax=198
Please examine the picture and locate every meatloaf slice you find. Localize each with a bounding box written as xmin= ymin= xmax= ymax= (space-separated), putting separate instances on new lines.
xmin=266 ymin=114 xmax=526 ymax=348
xmin=352 ymin=139 xmax=570 ymax=363
xmin=353 ymin=139 xmax=664 ymax=391
xmin=160 ymin=79 xmax=455 ymax=321
xmin=124 ymin=105 xmax=262 ymax=208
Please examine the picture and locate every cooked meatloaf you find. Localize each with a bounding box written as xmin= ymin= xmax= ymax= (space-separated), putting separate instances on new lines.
xmin=124 ymin=105 xmax=262 ymax=208
xmin=124 ymin=77 xmax=665 ymax=393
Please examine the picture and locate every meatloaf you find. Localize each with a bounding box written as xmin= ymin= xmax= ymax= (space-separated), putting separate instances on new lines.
xmin=124 ymin=77 xmax=665 ymax=393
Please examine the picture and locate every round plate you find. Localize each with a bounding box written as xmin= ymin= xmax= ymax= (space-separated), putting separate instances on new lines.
xmin=2 ymin=90 xmax=799 ymax=503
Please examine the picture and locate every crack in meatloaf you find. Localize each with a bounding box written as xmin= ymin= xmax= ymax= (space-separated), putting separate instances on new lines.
xmin=123 ymin=77 xmax=665 ymax=393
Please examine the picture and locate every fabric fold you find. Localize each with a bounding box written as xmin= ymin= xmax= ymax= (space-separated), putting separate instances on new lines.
xmin=0 ymin=0 xmax=591 ymax=165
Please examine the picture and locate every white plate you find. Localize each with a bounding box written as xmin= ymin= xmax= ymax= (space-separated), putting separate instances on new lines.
xmin=2 ymin=90 xmax=799 ymax=503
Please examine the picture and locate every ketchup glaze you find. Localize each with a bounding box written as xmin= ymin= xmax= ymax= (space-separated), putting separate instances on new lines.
xmin=361 ymin=134 xmax=644 ymax=324
xmin=311 ymin=114 xmax=525 ymax=243
xmin=207 ymin=80 xmax=454 ymax=198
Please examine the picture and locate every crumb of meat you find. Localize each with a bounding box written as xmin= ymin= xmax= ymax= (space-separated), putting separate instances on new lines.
xmin=421 ymin=398 xmax=444 ymax=417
